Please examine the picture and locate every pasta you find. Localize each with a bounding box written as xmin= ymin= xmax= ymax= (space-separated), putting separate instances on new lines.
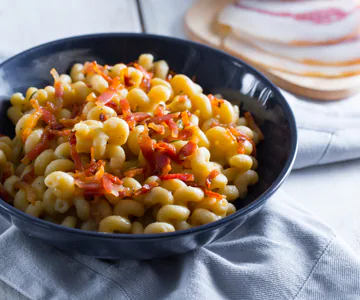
xmin=0 ymin=54 xmax=263 ymax=234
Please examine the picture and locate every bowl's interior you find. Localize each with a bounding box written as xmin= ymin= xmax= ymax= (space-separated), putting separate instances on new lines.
xmin=0 ymin=34 xmax=296 ymax=214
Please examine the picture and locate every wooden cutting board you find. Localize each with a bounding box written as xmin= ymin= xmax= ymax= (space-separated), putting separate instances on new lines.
xmin=184 ymin=0 xmax=360 ymax=100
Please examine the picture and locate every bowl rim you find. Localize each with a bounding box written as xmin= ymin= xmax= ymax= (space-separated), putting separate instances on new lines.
xmin=0 ymin=32 xmax=298 ymax=240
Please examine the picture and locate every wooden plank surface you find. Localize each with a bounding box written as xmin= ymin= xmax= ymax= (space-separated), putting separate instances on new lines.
xmin=0 ymin=0 xmax=141 ymax=58
xmin=140 ymin=0 xmax=194 ymax=37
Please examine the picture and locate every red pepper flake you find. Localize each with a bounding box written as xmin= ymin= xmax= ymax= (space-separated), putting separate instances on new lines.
xmin=178 ymin=141 xmax=197 ymax=160
xmin=133 ymin=181 xmax=159 ymax=197
xmin=22 ymin=130 xmax=55 ymax=165
xmin=69 ymin=132 xmax=83 ymax=171
xmin=159 ymin=173 xmax=194 ymax=182
xmin=244 ymin=112 xmax=264 ymax=141
xmin=123 ymin=167 xmax=145 ymax=178
xmin=205 ymin=170 xmax=220 ymax=189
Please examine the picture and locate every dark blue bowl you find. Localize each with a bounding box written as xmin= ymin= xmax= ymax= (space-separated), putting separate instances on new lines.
xmin=0 ymin=33 xmax=297 ymax=259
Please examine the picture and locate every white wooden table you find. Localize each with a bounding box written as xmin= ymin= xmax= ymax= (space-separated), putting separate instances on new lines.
xmin=0 ymin=2 xmax=359 ymax=296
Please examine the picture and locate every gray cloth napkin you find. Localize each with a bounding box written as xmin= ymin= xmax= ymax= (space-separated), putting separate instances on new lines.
xmin=0 ymin=191 xmax=359 ymax=300
xmin=284 ymin=91 xmax=360 ymax=169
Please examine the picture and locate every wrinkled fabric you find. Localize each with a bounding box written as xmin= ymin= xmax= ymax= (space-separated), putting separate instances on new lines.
xmin=0 ymin=191 xmax=359 ymax=300
xmin=284 ymin=91 xmax=360 ymax=169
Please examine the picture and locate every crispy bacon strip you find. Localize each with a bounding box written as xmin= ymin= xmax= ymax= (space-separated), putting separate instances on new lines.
xmin=21 ymin=108 xmax=42 ymax=142
xmin=140 ymin=78 xmax=151 ymax=93
xmin=21 ymin=166 xmax=36 ymax=184
xmin=132 ymin=112 xmax=151 ymax=122
xmin=22 ymin=131 xmax=54 ymax=164
xmin=123 ymin=68 xmax=135 ymax=87
xmin=148 ymin=123 xmax=165 ymax=135
xmin=203 ymin=189 xmax=225 ymax=200
xmin=91 ymin=61 xmax=113 ymax=83
xmin=40 ymin=107 xmax=57 ymax=126
xmin=138 ymin=126 xmax=156 ymax=173
xmin=123 ymin=167 xmax=145 ymax=178
xmin=133 ymin=181 xmax=159 ymax=197
xmin=50 ymin=69 xmax=64 ymax=109
xmin=96 ymin=91 xmax=116 ymax=106
xmin=15 ymin=181 xmax=36 ymax=205
xmin=208 ymin=94 xmax=224 ymax=108
xmin=167 ymin=119 xmax=178 ymax=138
xmin=159 ymin=173 xmax=194 ymax=182
xmin=147 ymin=112 xmax=180 ymax=124
xmin=205 ymin=170 xmax=220 ymax=189
xmin=154 ymin=142 xmax=179 ymax=163
xmin=69 ymin=132 xmax=83 ymax=171
xmin=59 ymin=117 xmax=82 ymax=127
xmin=134 ymin=63 xmax=153 ymax=80
xmin=244 ymin=112 xmax=264 ymax=141
xmin=155 ymin=151 xmax=172 ymax=175
xmin=154 ymin=104 xmax=166 ymax=117
xmin=178 ymin=141 xmax=197 ymax=160
xmin=188 ymin=182 xmax=225 ymax=200
xmin=181 ymin=111 xmax=190 ymax=127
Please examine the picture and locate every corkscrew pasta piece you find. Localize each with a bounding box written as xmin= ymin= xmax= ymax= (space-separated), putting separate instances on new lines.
xmin=0 ymin=54 xmax=263 ymax=233
xmin=99 ymin=215 xmax=132 ymax=233
xmin=144 ymin=222 xmax=175 ymax=234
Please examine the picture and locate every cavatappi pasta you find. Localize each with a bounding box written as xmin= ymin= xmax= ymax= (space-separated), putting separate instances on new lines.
xmin=0 ymin=54 xmax=263 ymax=234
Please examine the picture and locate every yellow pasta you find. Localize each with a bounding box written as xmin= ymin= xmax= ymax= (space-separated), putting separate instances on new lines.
xmin=0 ymin=54 xmax=262 ymax=234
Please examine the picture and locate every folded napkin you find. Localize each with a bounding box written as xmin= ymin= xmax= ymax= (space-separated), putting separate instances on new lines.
xmin=0 ymin=191 xmax=359 ymax=300
xmin=284 ymin=90 xmax=360 ymax=169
